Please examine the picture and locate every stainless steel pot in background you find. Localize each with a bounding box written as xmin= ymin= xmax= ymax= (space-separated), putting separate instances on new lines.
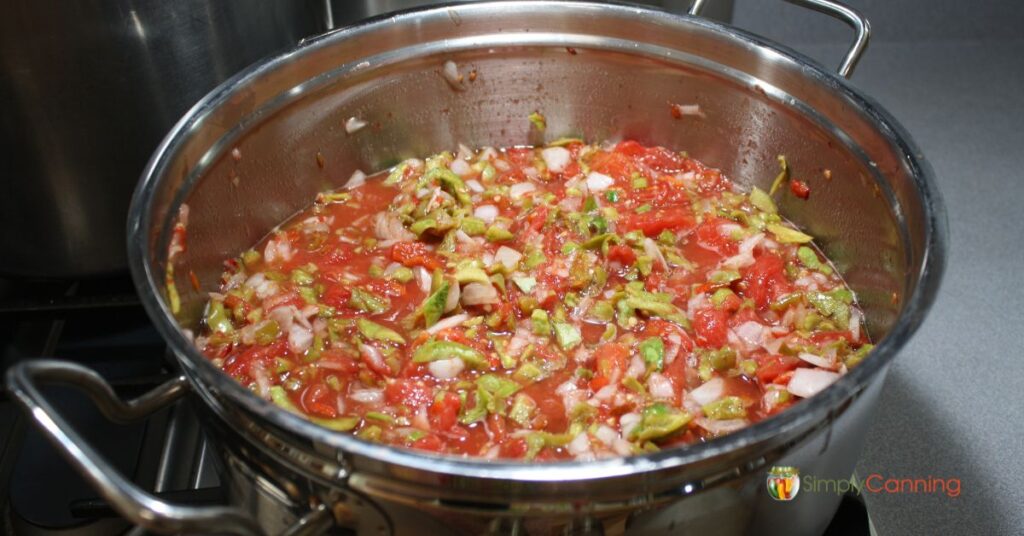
xmin=6 ymin=1 xmax=947 ymax=535
xmin=0 ymin=0 xmax=329 ymax=278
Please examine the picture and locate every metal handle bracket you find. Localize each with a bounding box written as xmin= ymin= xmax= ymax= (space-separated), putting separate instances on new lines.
xmin=690 ymin=0 xmax=871 ymax=78
xmin=5 ymin=360 xmax=266 ymax=536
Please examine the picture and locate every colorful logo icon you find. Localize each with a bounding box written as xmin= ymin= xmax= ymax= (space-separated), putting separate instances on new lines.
xmin=767 ymin=466 xmax=800 ymax=501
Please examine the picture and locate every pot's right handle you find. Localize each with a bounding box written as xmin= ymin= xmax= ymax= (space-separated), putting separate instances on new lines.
xmin=4 ymin=360 xmax=266 ymax=536
xmin=690 ymin=0 xmax=871 ymax=78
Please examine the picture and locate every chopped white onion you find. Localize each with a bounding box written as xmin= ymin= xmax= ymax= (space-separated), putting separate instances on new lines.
xmin=734 ymin=321 xmax=770 ymax=349
xmin=665 ymin=333 xmax=682 ymax=365
xmin=349 ymin=387 xmax=384 ymax=404
xmin=696 ymin=418 xmax=748 ymax=435
xmin=425 ymin=313 xmax=470 ymax=335
xmin=643 ymin=238 xmax=668 ymax=271
xmin=442 ymin=60 xmax=463 ymax=89
xmin=444 ymin=281 xmax=461 ymax=312
xmin=594 ymin=425 xmax=618 ymax=447
xmin=358 ymin=344 xmax=386 ymax=373
xmin=585 ymin=171 xmax=614 ymax=192
xmin=850 ymin=309 xmax=862 ymax=342
xmin=374 ymin=212 xmax=415 ymax=241
xmin=593 ymin=385 xmax=617 ymax=401
xmin=647 ymin=373 xmax=675 ymax=399
xmin=461 ymin=282 xmax=498 ymax=305
xmin=416 ymin=267 xmax=431 ymax=293
xmin=567 ymin=433 xmax=591 ymax=456
xmin=465 ymin=179 xmax=485 ymax=193
xmin=428 ymin=357 xmax=466 ymax=380
xmin=288 ymin=323 xmax=313 ymax=354
xmin=541 ymin=147 xmax=571 ymax=173
xmin=688 ymin=377 xmax=725 ymax=406
xmin=619 ymin=412 xmax=642 ymax=438
xmin=798 ymin=352 xmax=834 ymax=369
xmin=787 ymin=368 xmax=840 ymax=398
xmin=344 ymin=116 xmax=367 ymax=134
xmin=509 ymin=182 xmax=536 ymax=199
xmin=494 ymin=246 xmax=523 ymax=270
xmin=450 ymin=159 xmax=472 ymax=177
xmin=346 ymin=169 xmax=367 ymax=189
xmin=252 ymin=362 xmax=270 ymax=399
xmin=474 ymin=204 xmax=499 ymax=223
xmin=721 ymin=233 xmax=764 ymax=270
xmin=625 ymin=355 xmax=646 ymax=379
xmin=671 ymin=103 xmax=705 ymax=117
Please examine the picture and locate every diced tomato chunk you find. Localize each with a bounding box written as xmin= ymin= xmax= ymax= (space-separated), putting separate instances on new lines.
xmin=384 ymin=379 xmax=433 ymax=408
xmin=619 ymin=208 xmax=695 ymax=237
xmin=391 ymin=241 xmax=443 ymax=270
xmin=756 ymin=355 xmax=802 ymax=384
xmin=790 ymin=179 xmax=811 ymax=199
xmin=411 ymin=434 xmax=445 ymax=452
xmin=320 ymin=284 xmax=351 ymax=309
xmin=741 ymin=252 xmax=792 ymax=310
xmin=429 ymin=391 xmax=461 ymax=431
xmin=693 ymin=307 xmax=730 ymax=348
xmin=606 ymin=244 xmax=636 ymax=265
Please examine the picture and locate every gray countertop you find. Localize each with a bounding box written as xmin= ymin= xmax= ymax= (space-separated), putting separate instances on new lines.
xmin=733 ymin=20 xmax=1024 ymax=536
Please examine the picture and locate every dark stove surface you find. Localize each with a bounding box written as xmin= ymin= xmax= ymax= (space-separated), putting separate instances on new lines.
xmin=0 ymin=277 xmax=219 ymax=536
xmin=0 ymin=276 xmax=873 ymax=535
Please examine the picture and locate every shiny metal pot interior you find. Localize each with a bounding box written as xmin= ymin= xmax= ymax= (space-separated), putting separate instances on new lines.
xmin=7 ymin=1 xmax=946 ymax=534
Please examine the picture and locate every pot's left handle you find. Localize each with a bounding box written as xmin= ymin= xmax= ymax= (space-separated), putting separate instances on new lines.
xmin=4 ymin=359 xmax=266 ymax=536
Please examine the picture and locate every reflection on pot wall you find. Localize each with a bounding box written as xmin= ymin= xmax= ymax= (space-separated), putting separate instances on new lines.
xmin=0 ymin=0 xmax=329 ymax=278
xmin=326 ymin=0 xmax=734 ymax=27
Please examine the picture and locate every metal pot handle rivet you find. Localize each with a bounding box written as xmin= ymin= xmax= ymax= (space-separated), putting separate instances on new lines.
xmin=4 ymin=360 xmax=267 ymax=536
xmin=690 ymin=0 xmax=871 ymax=78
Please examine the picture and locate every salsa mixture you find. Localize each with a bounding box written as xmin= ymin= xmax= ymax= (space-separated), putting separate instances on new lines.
xmin=197 ymin=139 xmax=871 ymax=460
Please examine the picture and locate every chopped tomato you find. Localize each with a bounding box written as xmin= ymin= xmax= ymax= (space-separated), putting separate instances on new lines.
xmin=391 ymin=241 xmax=443 ymax=270
xmin=693 ymin=307 xmax=730 ymax=348
xmin=411 ymin=434 xmax=445 ymax=452
xmin=619 ymin=208 xmax=696 ymax=237
xmin=741 ymin=253 xmax=792 ymax=310
xmin=429 ymin=392 xmax=461 ymax=431
xmin=755 ymin=355 xmax=801 ymax=384
xmin=320 ymin=284 xmax=352 ymax=309
xmin=384 ymin=379 xmax=433 ymax=408
xmin=790 ymin=179 xmax=811 ymax=199
xmin=592 ymin=343 xmax=629 ymax=387
xmin=606 ymin=244 xmax=636 ymax=265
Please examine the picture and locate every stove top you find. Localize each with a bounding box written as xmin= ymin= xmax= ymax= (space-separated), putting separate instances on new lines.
xmin=0 ymin=276 xmax=873 ymax=535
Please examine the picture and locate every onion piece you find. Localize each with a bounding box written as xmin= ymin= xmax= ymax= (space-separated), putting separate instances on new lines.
xmin=688 ymin=377 xmax=725 ymax=406
xmin=567 ymin=433 xmax=591 ymax=456
xmin=428 ymin=357 xmax=465 ymax=380
xmin=425 ymin=313 xmax=470 ymax=335
xmin=345 ymin=117 xmax=367 ymax=134
xmin=585 ymin=171 xmax=614 ymax=192
xmin=465 ymin=179 xmax=485 ymax=193
xmin=696 ymin=418 xmax=747 ymax=435
xmin=442 ymin=60 xmax=464 ymax=89
xmin=444 ymin=281 xmax=461 ymax=312
xmin=346 ymin=169 xmax=367 ymax=189
xmin=643 ymin=238 xmax=668 ymax=271
xmin=787 ymin=368 xmax=840 ymax=398
xmin=541 ymin=147 xmax=571 ymax=173
xmin=450 ymin=159 xmax=471 ymax=177
xmin=287 ymin=323 xmax=313 ymax=354
xmin=647 ymin=373 xmax=675 ymax=399
xmin=509 ymin=182 xmax=536 ymax=199
xmin=619 ymin=412 xmax=642 ymax=438
xmin=461 ymin=282 xmax=498 ymax=305
xmin=349 ymin=387 xmax=384 ymax=404
xmin=798 ymin=352 xmax=834 ymax=369
xmin=594 ymin=425 xmax=618 ymax=447
xmin=474 ymin=204 xmax=498 ymax=223
xmin=494 ymin=246 xmax=523 ymax=270
xmin=358 ymin=344 xmax=386 ymax=374
xmin=671 ymin=103 xmax=705 ymax=118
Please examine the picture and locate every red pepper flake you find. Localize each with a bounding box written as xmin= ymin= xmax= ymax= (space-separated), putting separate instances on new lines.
xmin=188 ymin=270 xmax=201 ymax=291
xmin=468 ymin=69 xmax=478 ymax=82
xmin=316 ymin=151 xmax=325 ymax=169
xmin=669 ymin=101 xmax=682 ymax=119
xmin=789 ymin=178 xmax=811 ymax=199
xmin=566 ymin=47 xmax=577 ymax=55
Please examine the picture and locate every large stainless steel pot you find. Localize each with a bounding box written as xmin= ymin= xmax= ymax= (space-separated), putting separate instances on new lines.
xmin=0 ymin=0 xmax=328 ymax=277
xmin=6 ymin=1 xmax=946 ymax=534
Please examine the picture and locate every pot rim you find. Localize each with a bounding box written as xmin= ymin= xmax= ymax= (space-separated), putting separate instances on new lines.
xmin=127 ymin=0 xmax=947 ymax=483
